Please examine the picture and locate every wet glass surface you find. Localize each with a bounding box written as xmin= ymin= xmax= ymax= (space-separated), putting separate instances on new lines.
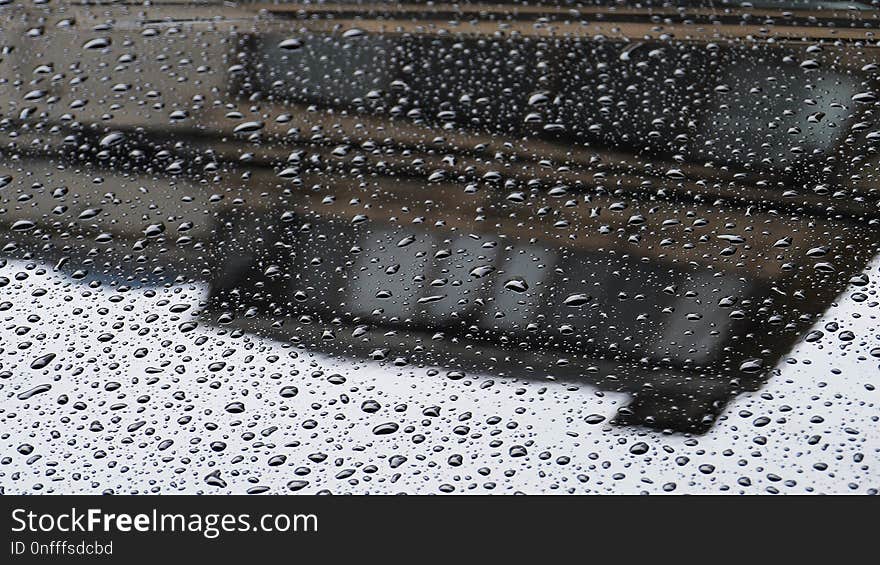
xmin=0 ymin=1 xmax=878 ymax=494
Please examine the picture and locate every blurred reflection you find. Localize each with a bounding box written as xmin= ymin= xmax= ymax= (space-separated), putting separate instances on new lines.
xmin=1 ymin=2 xmax=878 ymax=433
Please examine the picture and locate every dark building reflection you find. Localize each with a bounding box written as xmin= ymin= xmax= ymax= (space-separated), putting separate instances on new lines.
xmin=1 ymin=2 xmax=878 ymax=432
